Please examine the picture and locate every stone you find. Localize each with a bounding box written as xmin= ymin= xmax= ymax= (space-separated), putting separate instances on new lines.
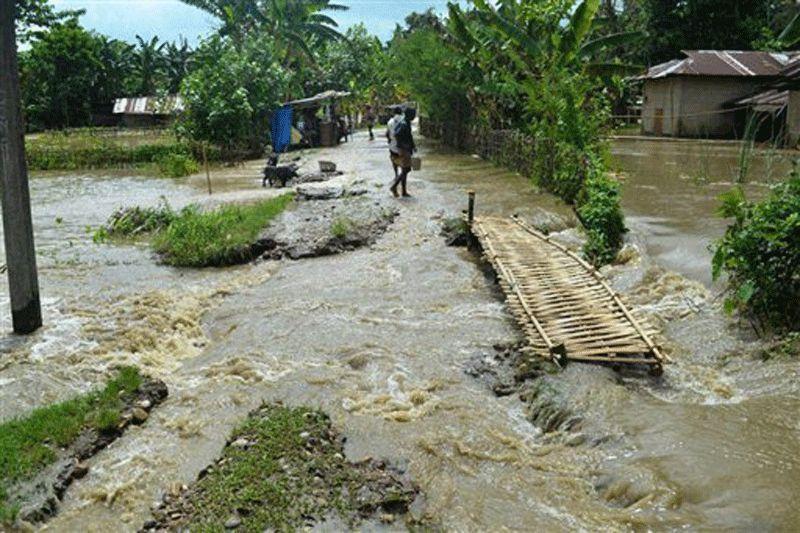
xmin=131 ymin=407 xmax=149 ymax=424
xmin=231 ymin=438 xmax=250 ymax=448
xmin=137 ymin=399 xmax=152 ymax=410
xmin=72 ymin=462 xmax=89 ymax=479
xmin=224 ymin=515 xmax=242 ymax=529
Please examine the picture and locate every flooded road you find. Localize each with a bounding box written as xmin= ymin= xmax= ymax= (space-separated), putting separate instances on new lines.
xmin=1 ymin=133 xmax=799 ymax=531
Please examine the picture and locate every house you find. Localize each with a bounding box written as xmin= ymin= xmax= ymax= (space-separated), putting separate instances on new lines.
xmin=639 ymin=51 xmax=798 ymax=138
xmin=724 ymin=57 xmax=800 ymax=147
xmin=112 ymin=95 xmax=184 ymax=127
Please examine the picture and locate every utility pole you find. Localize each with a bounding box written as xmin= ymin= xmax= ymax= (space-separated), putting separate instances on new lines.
xmin=0 ymin=3 xmax=42 ymax=334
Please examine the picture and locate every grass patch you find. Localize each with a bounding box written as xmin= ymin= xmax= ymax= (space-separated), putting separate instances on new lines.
xmin=153 ymin=404 xmax=417 ymax=531
xmin=25 ymin=128 xmax=218 ymax=172
xmin=93 ymin=199 xmax=177 ymax=242
xmin=153 ymin=194 xmax=294 ymax=267
xmin=330 ymin=217 xmax=352 ymax=239
xmin=0 ymin=367 xmax=143 ymax=522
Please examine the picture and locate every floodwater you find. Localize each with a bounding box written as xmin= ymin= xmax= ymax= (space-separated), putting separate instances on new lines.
xmin=610 ymin=137 xmax=795 ymax=285
xmin=0 ymin=133 xmax=798 ymax=531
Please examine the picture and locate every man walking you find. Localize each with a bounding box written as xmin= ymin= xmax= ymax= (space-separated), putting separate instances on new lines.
xmin=386 ymin=106 xmax=403 ymax=180
xmin=390 ymin=107 xmax=417 ymax=198
xmin=364 ymin=105 xmax=376 ymax=141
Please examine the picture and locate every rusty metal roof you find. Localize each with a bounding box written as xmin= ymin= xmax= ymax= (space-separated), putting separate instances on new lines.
xmin=641 ymin=51 xmax=798 ymax=79
xmin=113 ymin=96 xmax=184 ymax=115
xmin=729 ymin=88 xmax=789 ymax=112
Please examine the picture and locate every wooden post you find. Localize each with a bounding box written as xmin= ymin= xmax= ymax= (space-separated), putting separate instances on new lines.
xmin=467 ymin=190 xmax=475 ymax=225
xmin=0 ymin=4 xmax=42 ymax=334
xmin=202 ymin=142 xmax=212 ymax=195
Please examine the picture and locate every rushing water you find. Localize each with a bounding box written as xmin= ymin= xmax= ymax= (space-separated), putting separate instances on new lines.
xmin=0 ymin=133 xmax=798 ymax=531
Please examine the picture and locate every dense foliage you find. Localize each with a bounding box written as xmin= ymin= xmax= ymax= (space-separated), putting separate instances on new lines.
xmin=178 ymin=35 xmax=289 ymax=156
xmin=712 ymin=175 xmax=800 ymax=331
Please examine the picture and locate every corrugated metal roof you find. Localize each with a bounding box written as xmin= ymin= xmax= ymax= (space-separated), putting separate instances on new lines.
xmin=641 ymin=51 xmax=798 ymax=79
xmin=730 ymin=88 xmax=789 ymax=112
xmin=113 ymin=96 xmax=184 ymax=115
xmin=285 ymin=90 xmax=351 ymax=109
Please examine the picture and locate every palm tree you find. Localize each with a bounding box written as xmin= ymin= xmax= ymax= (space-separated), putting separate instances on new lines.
xmin=134 ymin=35 xmax=166 ymax=95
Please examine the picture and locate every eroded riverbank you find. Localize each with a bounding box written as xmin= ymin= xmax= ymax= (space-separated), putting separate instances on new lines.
xmin=0 ymin=132 xmax=798 ymax=531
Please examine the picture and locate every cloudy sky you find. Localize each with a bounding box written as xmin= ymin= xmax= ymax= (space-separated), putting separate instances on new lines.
xmin=50 ymin=0 xmax=457 ymax=44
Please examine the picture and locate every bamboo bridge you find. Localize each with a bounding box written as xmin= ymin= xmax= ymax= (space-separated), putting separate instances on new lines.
xmin=468 ymin=200 xmax=667 ymax=374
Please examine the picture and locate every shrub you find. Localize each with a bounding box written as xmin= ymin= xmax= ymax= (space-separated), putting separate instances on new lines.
xmin=156 ymin=153 xmax=199 ymax=178
xmin=93 ymin=200 xmax=177 ymax=242
xmin=712 ymin=172 xmax=800 ymax=330
xmin=576 ymin=170 xmax=627 ymax=266
xmin=153 ymin=194 xmax=294 ymax=267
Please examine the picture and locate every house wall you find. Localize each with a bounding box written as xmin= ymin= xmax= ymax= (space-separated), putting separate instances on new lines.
xmin=786 ymin=90 xmax=800 ymax=148
xmin=643 ymin=77 xmax=772 ymax=138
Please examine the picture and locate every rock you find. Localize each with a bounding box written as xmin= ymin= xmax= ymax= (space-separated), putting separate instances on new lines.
xmin=131 ymin=407 xmax=149 ymax=424
xmin=224 ymin=515 xmax=242 ymax=529
xmin=379 ymin=513 xmax=396 ymax=523
xmin=299 ymin=431 xmax=311 ymax=440
xmin=137 ymin=399 xmax=153 ymax=410
xmin=142 ymin=519 xmax=157 ymax=530
xmin=231 ymin=438 xmax=250 ymax=448
xmin=72 ymin=462 xmax=89 ymax=479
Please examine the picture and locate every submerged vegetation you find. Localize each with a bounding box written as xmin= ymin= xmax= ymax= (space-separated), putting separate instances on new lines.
xmin=0 ymin=367 xmax=143 ymax=522
xmin=713 ymin=171 xmax=800 ymax=331
xmin=153 ymin=194 xmax=294 ymax=267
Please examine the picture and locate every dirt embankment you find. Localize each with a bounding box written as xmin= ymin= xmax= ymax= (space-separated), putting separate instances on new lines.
xmin=257 ymin=195 xmax=399 ymax=260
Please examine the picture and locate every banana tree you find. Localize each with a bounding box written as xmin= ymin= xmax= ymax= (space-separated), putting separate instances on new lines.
xmin=134 ymin=35 xmax=166 ymax=95
xmin=448 ymin=0 xmax=644 ymax=78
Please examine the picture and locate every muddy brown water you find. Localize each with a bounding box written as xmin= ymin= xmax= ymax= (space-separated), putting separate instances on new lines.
xmin=0 ymin=133 xmax=798 ymax=531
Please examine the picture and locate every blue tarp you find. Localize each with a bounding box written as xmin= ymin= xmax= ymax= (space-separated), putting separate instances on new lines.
xmin=271 ymin=105 xmax=293 ymax=153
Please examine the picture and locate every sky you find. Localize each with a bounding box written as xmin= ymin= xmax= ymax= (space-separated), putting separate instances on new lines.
xmin=50 ymin=0 xmax=459 ymax=44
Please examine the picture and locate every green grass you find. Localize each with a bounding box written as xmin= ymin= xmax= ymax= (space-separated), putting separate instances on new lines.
xmin=153 ymin=194 xmax=294 ymax=267
xmin=0 ymin=367 xmax=143 ymax=522
xmin=330 ymin=217 xmax=352 ymax=239
xmin=177 ymin=405 xmax=410 ymax=531
xmin=25 ymin=128 xmax=218 ymax=173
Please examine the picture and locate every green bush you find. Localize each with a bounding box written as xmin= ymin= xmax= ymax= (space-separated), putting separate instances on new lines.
xmin=712 ymin=172 xmax=800 ymax=330
xmin=576 ymin=170 xmax=627 ymax=266
xmin=153 ymin=194 xmax=294 ymax=267
xmin=156 ymin=153 xmax=199 ymax=178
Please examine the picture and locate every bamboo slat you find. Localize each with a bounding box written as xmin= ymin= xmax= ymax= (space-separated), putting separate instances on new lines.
xmin=471 ymin=215 xmax=666 ymax=371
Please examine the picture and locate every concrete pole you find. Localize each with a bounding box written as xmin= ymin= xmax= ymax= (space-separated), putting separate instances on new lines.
xmin=0 ymin=4 xmax=42 ymax=334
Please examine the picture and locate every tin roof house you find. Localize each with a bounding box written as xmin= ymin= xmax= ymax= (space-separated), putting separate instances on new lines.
xmin=639 ymin=51 xmax=798 ymax=139
xmin=112 ymin=96 xmax=184 ymax=127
